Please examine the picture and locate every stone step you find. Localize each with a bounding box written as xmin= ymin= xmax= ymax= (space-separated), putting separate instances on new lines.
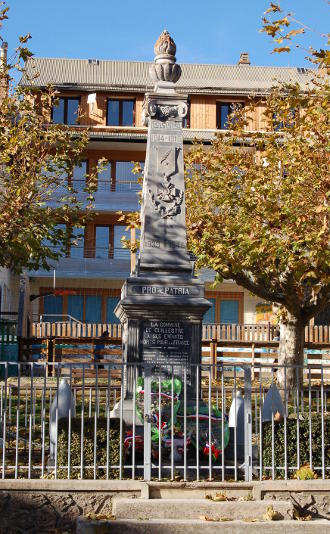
xmin=76 ymin=518 xmax=330 ymax=534
xmin=113 ymin=497 xmax=294 ymax=521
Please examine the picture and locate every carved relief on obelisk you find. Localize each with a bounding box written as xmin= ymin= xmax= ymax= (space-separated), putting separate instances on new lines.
xmin=148 ymin=147 xmax=183 ymax=220
xmin=139 ymin=30 xmax=191 ymax=272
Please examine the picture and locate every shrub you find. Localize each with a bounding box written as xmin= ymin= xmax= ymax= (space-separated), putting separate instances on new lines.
xmin=262 ymin=413 xmax=330 ymax=478
xmin=56 ymin=417 xmax=124 ymax=479
xmin=295 ymin=465 xmax=316 ymax=480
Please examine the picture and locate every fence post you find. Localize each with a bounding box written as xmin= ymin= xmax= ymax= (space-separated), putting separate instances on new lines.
xmin=251 ymin=343 xmax=255 ymax=381
xmin=210 ymin=338 xmax=218 ymax=380
xmin=244 ymin=366 xmax=253 ymax=481
xmin=47 ymin=338 xmax=55 ymax=377
xmin=143 ymin=365 xmax=152 ymax=481
xmin=18 ymin=337 xmax=25 ymax=362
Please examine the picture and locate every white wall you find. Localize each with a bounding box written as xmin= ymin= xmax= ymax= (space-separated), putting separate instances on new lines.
xmin=242 ymin=289 xmax=262 ymax=324
xmin=0 ymin=268 xmax=20 ymax=314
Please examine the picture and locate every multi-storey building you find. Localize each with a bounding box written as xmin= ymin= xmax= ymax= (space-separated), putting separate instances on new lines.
xmin=18 ymin=52 xmax=316 ymax=328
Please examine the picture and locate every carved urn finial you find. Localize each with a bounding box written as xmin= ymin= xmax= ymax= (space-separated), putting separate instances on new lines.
xmin=149 ymin=30 xmax=181 ymax=89
xmin=154 ymin=29 xmax=176 ymax=57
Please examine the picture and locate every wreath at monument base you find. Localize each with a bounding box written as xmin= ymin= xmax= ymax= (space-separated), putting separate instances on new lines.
xmin=124 ymin=376 xmax=229 ymax=462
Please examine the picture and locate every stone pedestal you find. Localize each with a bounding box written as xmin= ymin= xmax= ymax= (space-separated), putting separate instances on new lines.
xmin=116 ymin=275 xmax=209 ymax=396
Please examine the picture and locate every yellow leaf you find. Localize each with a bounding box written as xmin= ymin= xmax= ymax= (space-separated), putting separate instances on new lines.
xmin=287 ymin=29 xmax=305 ymax=37
xmin=264 ymin=3 xmax=282 ymax=14
xmin=315 ymin=205 xmax=325 ymax=213
xmin=272 ymin=46 xmax=291 ymax=53
xmin=213 ymin=492 xmax=228 ymax=501
xmin=263 ymin=505 xmax=283 ymax=521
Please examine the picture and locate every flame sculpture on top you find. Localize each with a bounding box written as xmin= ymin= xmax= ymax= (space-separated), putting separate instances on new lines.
xmin=149 ymin=30 xmax=182 ymax=87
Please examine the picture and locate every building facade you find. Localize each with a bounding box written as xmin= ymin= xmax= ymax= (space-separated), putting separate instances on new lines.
xmin=19 ymin=53 xmax=314 ymax=327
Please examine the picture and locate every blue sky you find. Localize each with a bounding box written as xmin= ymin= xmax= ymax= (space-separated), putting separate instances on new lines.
xmin=1 ymin=0 xmax=328 ymax=67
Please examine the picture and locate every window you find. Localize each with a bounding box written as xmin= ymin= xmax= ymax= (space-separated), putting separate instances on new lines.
xmin=67 ymin=295 xmax=84 ymax=322
xmin=97 ymin=160 xmax=144 ymax=192
xmin=203 ymin=298 xmax=216 ymax=324
xmin=94 ymin=225 xmax=131 ymax=259
xmin=52 ymin=97 xmax=80 ymax=125
xmin=70 ymin=227 xmax=84 ymax=259
xmin=220 ymin=300 xmax=239 ymax=324
xmin=85 ymin=295 xmax=102 ymax=323
xmin=115 ymin=161 xmax=144 ymax=192
xmin=113 ymin=225 xmax=130 ymax=259
xmin=97 ymin=161 xmax=112 ymax=192
xmin=205 ymin=292 xmax=243 ymax=323
xmin=43 ymin=295 xmax=63 ymax=322
xmin=216 ymin=102 xmax=244 ymax=130
xmin=106 ymin=297 xmax=120 ymax=324
xmin=107 ymin=99 xmax=135 ymax=126
xmin=71 ymin=160 xmax=88 ymax=192
xmin=272 ymin=108 xmax=296 ymax=131
xmin=95 ymin=226 xmax=111 ymax=259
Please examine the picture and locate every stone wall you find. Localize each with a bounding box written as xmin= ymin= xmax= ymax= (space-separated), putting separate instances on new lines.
xmin=0 ymin=481 xmax=145 ymax=534
xmin=0 ymin=480 xmax=328 ymax=533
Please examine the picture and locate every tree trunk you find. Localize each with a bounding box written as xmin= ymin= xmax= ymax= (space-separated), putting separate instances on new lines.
xmin=277 ymin=311 xmax=305 ymax=393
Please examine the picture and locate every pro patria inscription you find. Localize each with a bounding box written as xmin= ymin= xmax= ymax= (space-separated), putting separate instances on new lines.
xmin=130 ymin=284 xmax=201 ymax=296
xmin=142 ymin=286 xmax=189 ymax=295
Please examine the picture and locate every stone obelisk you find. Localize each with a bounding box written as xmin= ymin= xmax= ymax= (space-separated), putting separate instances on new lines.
xmin=115 ymin=31 xmax=211 ymax=396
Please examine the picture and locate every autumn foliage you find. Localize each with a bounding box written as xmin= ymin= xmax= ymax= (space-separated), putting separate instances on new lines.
xmin=185 ymin=3 xmax=329 ymax=374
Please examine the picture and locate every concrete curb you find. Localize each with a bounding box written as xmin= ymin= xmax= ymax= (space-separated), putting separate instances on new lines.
xmin=113 ymin=498 xmax=294 ymax=520
xmin=76 ymin=518 xmax=330 ymax=534
xmin=0 ymin=479 xmax=328 ymax=499
xmin=0 ymin=479 xmax=148 ymax=495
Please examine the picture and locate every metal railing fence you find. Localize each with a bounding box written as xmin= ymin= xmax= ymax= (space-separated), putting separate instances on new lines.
xmin=0 ymin=361 xmax=328 ymax=483
xmin=69 ymin=179 xmax=140 ymax=193
xmin=44 ymin=245 xmax=131 ymax=261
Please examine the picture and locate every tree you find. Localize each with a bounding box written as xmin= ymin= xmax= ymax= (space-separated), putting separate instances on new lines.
xmin=185 ymin=4 xmax=329 ymax=387
xmin=0 ymin=3 xmax=97 ymax=273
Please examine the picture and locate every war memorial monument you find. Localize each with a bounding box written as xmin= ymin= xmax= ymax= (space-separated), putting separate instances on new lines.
xmin=115 ymin=30 xmax=211 ymax=400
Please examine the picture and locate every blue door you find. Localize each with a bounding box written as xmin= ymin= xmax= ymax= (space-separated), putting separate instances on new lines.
xmin=85 ymin=296 xmax=102 ymax=323
xmin=203 ymin=298 xmax=216 ymax=323
xmin=67 ymin=295 xmax=83 ymax=322
xmin=43 ymin=295 xmax=63 ymax=322
xmin=220 ymin=300 xmax=239 ymax=324
xmin=106 ymin=297 xmax=120 ymax=324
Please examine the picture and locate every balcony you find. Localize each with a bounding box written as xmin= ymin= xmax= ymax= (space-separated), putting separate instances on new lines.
xmin=92 ymin=179 xmax=140 ymax=212
xmin=29 ymin=247 xmax=131 ymax=279
xmin=48 ymin=179 xmax=140 ymax=213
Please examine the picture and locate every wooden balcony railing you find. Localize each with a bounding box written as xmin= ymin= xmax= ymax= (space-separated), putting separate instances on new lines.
xmin=19 ymin=335 xmax=330 ymax=384
xmin=30 ymin=322 xmax=330 ymax=344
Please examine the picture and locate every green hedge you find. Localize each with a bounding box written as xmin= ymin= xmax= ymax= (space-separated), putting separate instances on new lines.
xmin=56 ymin=417 xmax=124 ymax=479
xmin=262 ymin=413 xmax=330 ymax=478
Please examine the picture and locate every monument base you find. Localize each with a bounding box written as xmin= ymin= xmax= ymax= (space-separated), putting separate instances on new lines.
xmin=115 ymin=275 xmax=211 ymax=397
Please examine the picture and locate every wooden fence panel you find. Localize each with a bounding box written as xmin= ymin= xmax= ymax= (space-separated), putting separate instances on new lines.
xmin=31 ymin=322 xmax=330 ymax=345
